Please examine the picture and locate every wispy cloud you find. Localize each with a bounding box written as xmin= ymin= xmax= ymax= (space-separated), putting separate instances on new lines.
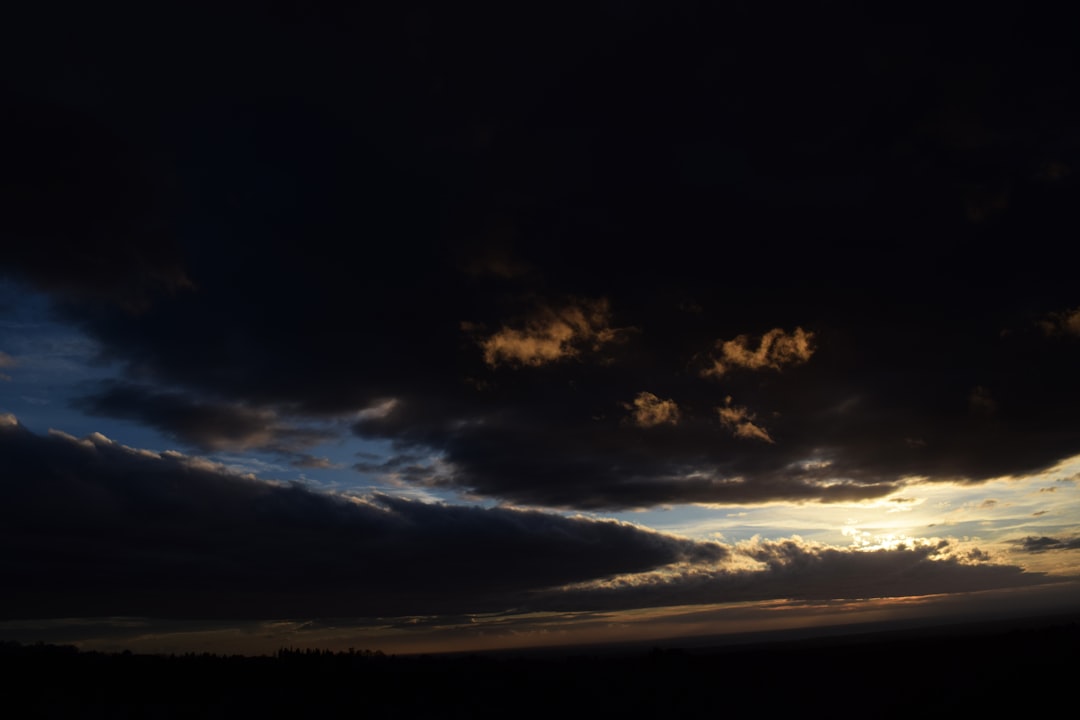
xmin=717 ymin=398 xmax=773 ymax=443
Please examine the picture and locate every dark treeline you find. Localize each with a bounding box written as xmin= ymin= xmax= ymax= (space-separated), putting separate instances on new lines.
xmin=4 ymin=620 xmax=1077 ymax=718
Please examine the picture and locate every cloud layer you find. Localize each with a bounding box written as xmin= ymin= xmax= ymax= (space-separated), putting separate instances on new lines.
xmin=3 ymin=4 xmax=1080 ymax=514
xmin=540 ymin=537 xmax=1048 ymax=613
xmin=0 ymin=417 xmax=1053 ymax=622
xmin=0 ymin=417 xmax=723 ymax=619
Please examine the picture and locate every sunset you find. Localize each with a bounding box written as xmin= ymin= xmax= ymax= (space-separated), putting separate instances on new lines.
xmin=2 ymin=3 xmax=1080 ymax=712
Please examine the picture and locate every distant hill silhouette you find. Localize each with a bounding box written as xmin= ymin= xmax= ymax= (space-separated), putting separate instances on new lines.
xmin=3 ymin=615 xmax=1077 ymax=717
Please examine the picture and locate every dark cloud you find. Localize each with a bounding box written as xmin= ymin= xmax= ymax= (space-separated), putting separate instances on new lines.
xmin=4 ymin=5 xmax=1080 ymax=509
xmin=535 ymin=537 xmax=1050 ymax=613
xmin=289 ymin=454 xmax=341 ymax=470
xmin=355 ymin=395 xmax=906 ymax=510
xmin=0 ymin=416 xmax=1049 ymax=623
xmin=73 ymin=382 xmax=336 ymax=456
xmin=0 ymin=350 xmax=14 ymax=382
xmin=1014 ymin=536 xmax=1080 ymax=553
xmin=0 ymin=417 xmax=724 ymax=619
xmin=0 ymin=95 xmax=190 ymax=309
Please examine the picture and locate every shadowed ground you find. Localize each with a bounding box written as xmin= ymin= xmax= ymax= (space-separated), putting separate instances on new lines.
xmin=5 ymin=614 xmax=1076 ymax=718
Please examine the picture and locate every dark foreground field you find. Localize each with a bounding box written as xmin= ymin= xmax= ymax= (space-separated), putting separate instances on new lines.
xmin=5 ymin=615 xmax=1076 ymax=718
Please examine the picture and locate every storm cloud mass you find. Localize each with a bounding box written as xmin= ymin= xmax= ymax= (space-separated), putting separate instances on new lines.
xmin=5 ymin=5 xmax=1080 ymax=510
xmin=0 ymin=417 xmax=1048 ymax=621
xmin=2 ymin=3 xmax=1080 ymax=639
xmin=0 ymin=416 xmax=725 ymax=619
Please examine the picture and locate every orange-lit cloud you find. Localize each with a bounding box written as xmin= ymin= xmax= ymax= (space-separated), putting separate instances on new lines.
xmin=1040 ymin=307 xmax=1080 ymax=337
xmin=702 ymin=327 xmax=814 ymax=378
xmin=541 ymin=533 xmax=1049 ymax=615
xmin=478 ymin=298 xmax=624 ymax=367
xmin=717 ymin=397 xmax=773 ymax=443
xmin=625 ymin=392 xmax=681 ymax=428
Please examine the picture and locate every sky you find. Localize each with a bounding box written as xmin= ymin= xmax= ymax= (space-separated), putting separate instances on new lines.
xmin=3 ymin=3 xmax=1080 ymax=656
